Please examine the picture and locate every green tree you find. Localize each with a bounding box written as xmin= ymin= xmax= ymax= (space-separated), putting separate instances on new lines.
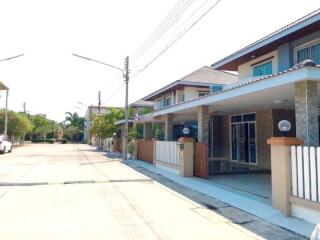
xmin=62 ymin=112 xmax=84 ymax=142
xmin=28 ymin=114 xmax=52 ymax=139
xmin=63 ymin=125 xmax=79 ymax=141
xmin=0 ymin=110 xmax=33 ymax=141
xmin=90 ymin=108 xmax=124 ymax=139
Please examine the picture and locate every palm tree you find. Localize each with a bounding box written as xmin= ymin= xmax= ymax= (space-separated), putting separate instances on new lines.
xmin=63 ymin=112 xmax=85 ymax=142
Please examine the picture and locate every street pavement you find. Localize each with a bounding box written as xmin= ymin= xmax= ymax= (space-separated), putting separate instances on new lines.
xmin=0 ymin=144 xmax=305 ymax=239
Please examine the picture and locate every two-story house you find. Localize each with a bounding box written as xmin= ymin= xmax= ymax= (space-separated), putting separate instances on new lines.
xmin=138 ymin=66 xmax=237 ymax=139
xmin=136 ymin=8 xmax=320 ymax=225
xmin=139 ymin=8 xmax=320 ymax=171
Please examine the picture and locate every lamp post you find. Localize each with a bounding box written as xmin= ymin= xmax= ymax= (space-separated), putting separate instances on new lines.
xmin=73 ymin=54 xmax=130 ymax=160
xmin=0 ymin=54 xmax=24 ymax=138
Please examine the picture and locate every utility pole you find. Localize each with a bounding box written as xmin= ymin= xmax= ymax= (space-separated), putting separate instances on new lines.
xmin=4 ymin=90 xmax=9 ymax=138
xmin=123 ymin=56 xmax=129 ymax=160
xmin=23 ymin=102 xmax=26 ymax=114
xmin=72 ymin=53 xmax=130 ymax=160
xmin=98 ymin=91 xmax=101 ymax=115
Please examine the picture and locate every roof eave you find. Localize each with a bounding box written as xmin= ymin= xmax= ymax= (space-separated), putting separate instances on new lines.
xmin=211 ymin=11 xmax=320 ymax=71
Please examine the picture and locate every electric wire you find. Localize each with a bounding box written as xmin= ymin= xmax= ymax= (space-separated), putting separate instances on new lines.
xmin=132 ymin=0 xmax=194 ymax=60
xmin=131 ymin=0 xmax=221 ymax=79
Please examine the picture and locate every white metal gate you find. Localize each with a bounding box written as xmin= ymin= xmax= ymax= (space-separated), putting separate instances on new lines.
xmin=291 ymin=146 xmax=320 ymax=202
xmin=155 ymin=141 xmax=180 ymax=167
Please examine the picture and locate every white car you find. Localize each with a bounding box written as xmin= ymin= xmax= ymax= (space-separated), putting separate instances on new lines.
xmin=0 ymin=135 xmax=12 ymax=154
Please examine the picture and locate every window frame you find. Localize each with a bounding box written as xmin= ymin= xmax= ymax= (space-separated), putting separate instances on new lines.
xmin=252 ymin=60 xmax=273 ymax=77
xmin=198 ymin=91 xmax=210 ymax=97
xmin=294 ymin=38 xmax=320 ymax=64
xmin=165 ymin=96 xmax=173 ymax=107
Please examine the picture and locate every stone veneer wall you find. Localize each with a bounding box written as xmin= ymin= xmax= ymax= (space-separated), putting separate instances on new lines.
xmin=256 ymin=110 xmax=273 ymax=169
xmin=208 ymin=109 xmax=297 ymax=170
xmin=222 ymin=116 xmax=230 ymax=160
xmin=272 ymin=109 xmax=296 ymax=137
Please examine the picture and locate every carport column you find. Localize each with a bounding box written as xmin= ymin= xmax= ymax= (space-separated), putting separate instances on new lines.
xmin=198 ymin=105 xmax=209 ymax=143
xmin=267 ymin=137 xmax=303 ymax=216
xmin=143 ymin=122 xmax=153 ymax=140
xmin=295 ymin=80 xmax=319 ymax=146
xmin=164 ymin=114 xmax=173 ymax=141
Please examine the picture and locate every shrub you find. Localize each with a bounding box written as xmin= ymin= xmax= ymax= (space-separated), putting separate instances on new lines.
xmin=31 ymin=138 xmax=45 ymax=143
xmin=61 ymin=138 xmax=68 ymax=144
xmin=45 ymin=139 xmax=55 ymax=144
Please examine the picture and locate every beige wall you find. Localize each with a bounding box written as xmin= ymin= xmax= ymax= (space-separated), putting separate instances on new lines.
xmin=238 ymin=51 xmax=278 ymax=81
xmin=184 ymin=87 xmax=209 ymax=101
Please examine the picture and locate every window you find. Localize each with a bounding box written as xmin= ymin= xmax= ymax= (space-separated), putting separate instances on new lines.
xmin=199 ymin=92 xmax=209 ymax=97
xmin=253 ymin=61 xmax=272 ymax=77
xmin=165 ymin=97 xmax=172 ymax=107
xmin=297 ymin=43 xmax=320 ymax=64
xmin=155 ymin=99 xmax=165 ymax=110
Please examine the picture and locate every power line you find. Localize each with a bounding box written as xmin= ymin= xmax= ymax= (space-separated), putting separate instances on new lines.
xmin=101 ymin=81 xmax=125 ymax=105
xmin=132 ymin=0 xmax=194 ymax=60
xmin=132 ymin=0 xmax=221 ymax=78
xmin=131 ymin=0 xmax=185 ymax=57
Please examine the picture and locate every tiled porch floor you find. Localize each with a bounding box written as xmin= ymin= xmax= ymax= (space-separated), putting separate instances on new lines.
xmin=208 ymin=174 xmax=271 ymax=204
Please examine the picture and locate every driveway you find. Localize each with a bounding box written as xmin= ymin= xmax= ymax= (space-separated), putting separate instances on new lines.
xmin=0 ymin=144 xmax=304 ymax=239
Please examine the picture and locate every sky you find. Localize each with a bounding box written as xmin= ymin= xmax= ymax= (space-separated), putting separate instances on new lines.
xmin=0 ymin=0 xmax=318 ymax=122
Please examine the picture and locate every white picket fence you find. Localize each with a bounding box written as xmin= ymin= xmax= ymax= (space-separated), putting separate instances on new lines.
xmin=155 ymin=141 xmax=180 ymax=167
xmin=291 ymin=146 xmax=320 ymax=202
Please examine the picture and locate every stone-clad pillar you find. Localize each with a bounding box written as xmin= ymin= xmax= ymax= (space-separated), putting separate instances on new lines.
xmin=295 ymin=81 xmax=319 ymax=146
xmin=198 ymin=105 xmax=209 ymax=143
xmin=143 ymin=122 xmax=153 ymax=140
xmin=164 ymin=114 xmax=173 ymax=141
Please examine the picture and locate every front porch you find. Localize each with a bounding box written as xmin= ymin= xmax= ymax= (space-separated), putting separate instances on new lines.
xmin=134 ymin=63 xmax=320 ymax=224
xmin=138 ymin=64 xmax=320 ymax=177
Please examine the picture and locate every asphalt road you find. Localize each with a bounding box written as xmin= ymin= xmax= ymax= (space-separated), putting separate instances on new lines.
xmin=0 ymin=144 xmax=303 ymax=240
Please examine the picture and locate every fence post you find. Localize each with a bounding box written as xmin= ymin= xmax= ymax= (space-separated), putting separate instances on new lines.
xmin=152 ymin=139 xmax=156 ymax=166
xmin=133 ymin=139 xmax=138 ymax=159
xmin=178 ymin=137 xmax=195 ymax=177
xmin=267 ymin=137 xmax=303 ymax=216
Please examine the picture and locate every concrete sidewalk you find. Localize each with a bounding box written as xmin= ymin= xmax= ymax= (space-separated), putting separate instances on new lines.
xmin=126 ymin=158 xmax=315 ymax=238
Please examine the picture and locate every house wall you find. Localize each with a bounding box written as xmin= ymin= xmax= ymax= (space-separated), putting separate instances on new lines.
xmin=154 ymin=86 xmax=210 ymax=110
xmin=272 ymin=109 xmax=296 ymax=137
xmin=222 ymin=116 xmax=230 ymax=160
xmin=184 ymin=87 xmax=210 ymax=101
xmin=277 ymin=30 xmax=320 ymax=71
xmin=256 ymin=110 xmax=273 ymax=169
xmin=238 ymin=51 xmax=278 ymax=81
xmin=237 ymin=30 xmax=320 ymax=80
xmin=175 ymin=90 xmax=184 ymax=104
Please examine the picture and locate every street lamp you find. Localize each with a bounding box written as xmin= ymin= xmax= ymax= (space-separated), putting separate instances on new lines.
xmin=0 ymin=54 xmax=24 ymax=137
xmin=73 ymin=54 xmax=130 ymax=160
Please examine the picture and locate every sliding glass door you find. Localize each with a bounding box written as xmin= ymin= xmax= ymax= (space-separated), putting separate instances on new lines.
xmin=231 ymin=114 xmax=257 ymax=164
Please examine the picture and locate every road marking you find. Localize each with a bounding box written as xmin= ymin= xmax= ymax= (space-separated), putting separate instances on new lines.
xmin=0 ymin=178 xmax=154 ymax=187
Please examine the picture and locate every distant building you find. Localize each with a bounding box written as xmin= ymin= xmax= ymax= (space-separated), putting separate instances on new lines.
xmin=84 ymin=105 xmax=121 ymax=144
